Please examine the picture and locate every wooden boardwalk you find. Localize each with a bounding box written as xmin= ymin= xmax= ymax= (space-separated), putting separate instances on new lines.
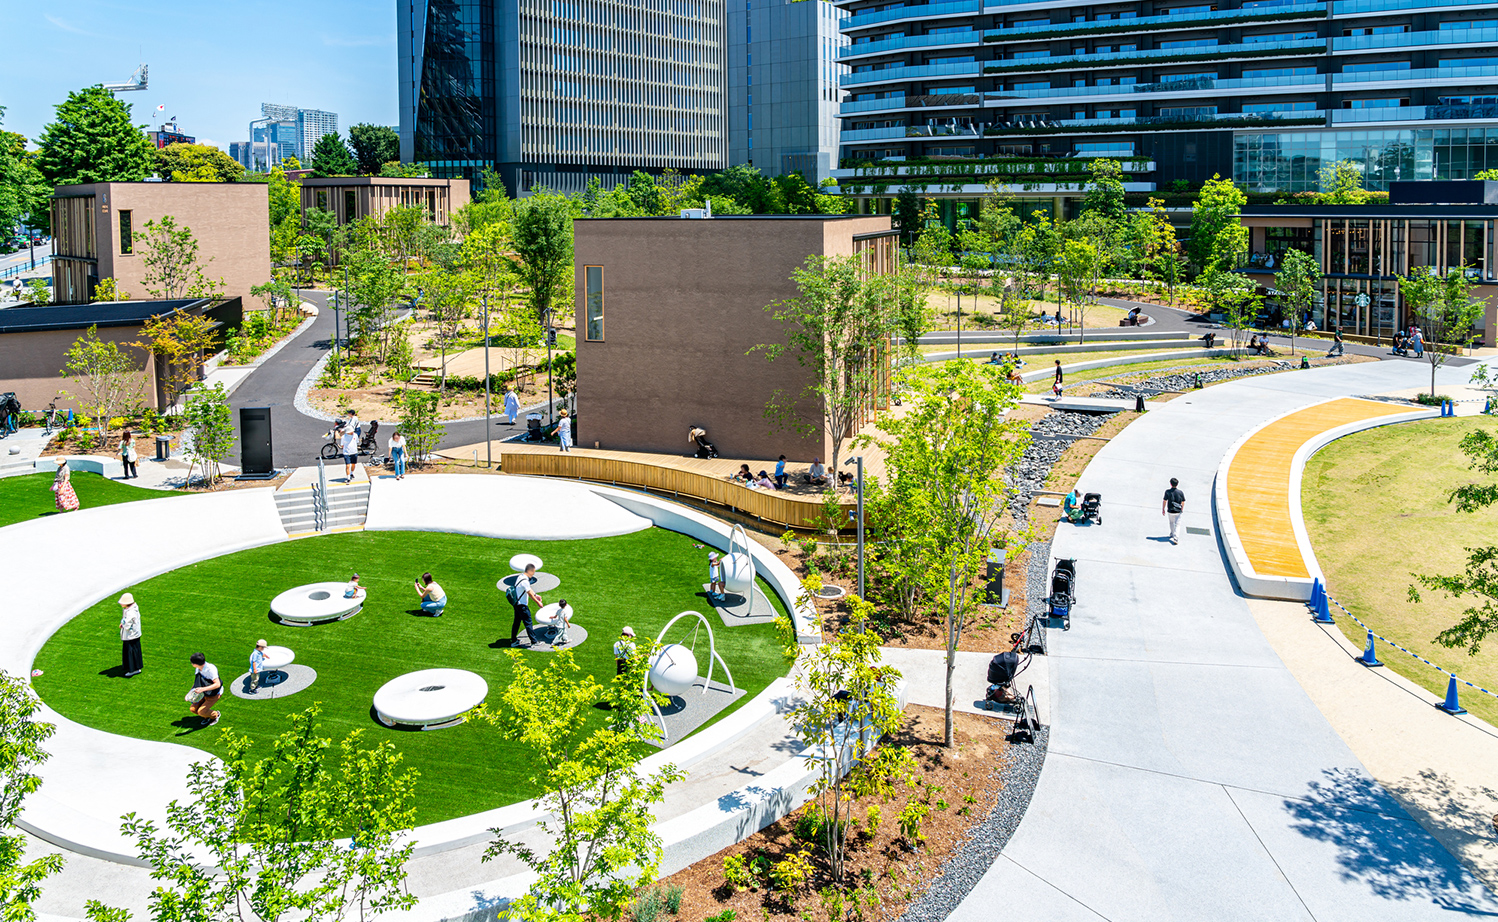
xmin=1225 ymin=397 xmax=1413 ymax=578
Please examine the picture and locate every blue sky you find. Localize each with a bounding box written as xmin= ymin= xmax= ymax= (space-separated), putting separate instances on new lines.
xmin=1 ymin=1 xmax=398 ymax=151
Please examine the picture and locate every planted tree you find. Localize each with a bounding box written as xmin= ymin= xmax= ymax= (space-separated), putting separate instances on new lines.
xmin=1401 ymin=269 xmax=1483 ymax=397
xmin=475 ymin=651 xmax=684 ymax=920
xmin=876 ymin=361 xmax=1028 ymax=746
xmin=90 ymin=277 xmax=127 ymax=303
xmin=509 ymin=192 xmax=575 ymax=326
xmin=343 ymin=241 xmax=406 ymax=361
xmin=139 ymin=215 xmax=225 ymax=300
xmin=1187 ymin=174 xmax=1247 ymax=273
xmin=418 ymin=266 xmax=475 ymax=392
xmin=182 ymin=382 xmax=234 ymax=485
xmin=60 ymin=325 xmax=143 ymax=446
xmin=0 ymin=670 xmax=63 ymax=921
xmin=1274 ymin=247 xmax=1319 ymax=355
xmin=0 ymin=114 xmax=50 ymax=243
xmin=310 ymin=132 xmax=358 ymax=178
xmin=153 ymin=142 xmax=245 ymax=183
xmin=1080 ymin=158 xmax=1126 ymax=222
xmin=251 ymin=277 xmax=298 ymax=327
xmin=395 ymin=389 xmax=442 ymax=466
xmin=34 ymin=85 xmax=155 ymax=186
xmin=115 ymin=704 xmax=417 ymax=922
xmin=134 ymin=311 xmax=219 ymax=408
xmin=347 ymin=124 xmax=401 ymax=176
xmin=1056 ymin=238 xmax=1100 ymax=340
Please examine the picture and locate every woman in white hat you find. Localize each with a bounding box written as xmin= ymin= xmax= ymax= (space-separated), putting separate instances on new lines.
xmin=119 ymin=593 xmax=142 ymax=676
xmin=52 ymin=457 xmax=79 ymax=512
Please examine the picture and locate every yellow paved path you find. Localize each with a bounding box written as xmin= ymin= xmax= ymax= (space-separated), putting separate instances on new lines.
xmin=1226 ymin=397 xmax=1414 ymax=578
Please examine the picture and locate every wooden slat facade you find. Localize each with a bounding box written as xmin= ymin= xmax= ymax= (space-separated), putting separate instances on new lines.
xmin=1226 ymin=397 xmax=1414 ymax=579
xmin=500 ymin=448 xmax=856 ymax=531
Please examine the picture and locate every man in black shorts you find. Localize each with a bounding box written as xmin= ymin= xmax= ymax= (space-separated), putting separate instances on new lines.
xmin=1162 ymin=477 xmax=1186 ymax=545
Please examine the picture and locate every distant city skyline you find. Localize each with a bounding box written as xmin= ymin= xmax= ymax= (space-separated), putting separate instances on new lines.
xmin=0 ymin=0 xmax=397 ymax=152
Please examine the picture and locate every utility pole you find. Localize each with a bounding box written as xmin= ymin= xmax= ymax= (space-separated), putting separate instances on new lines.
xmin=545 ymin=308 xmax=554 ymax=425
xmin=844 ymin=456 xmax=865 ymax=598
xmin=483 ymin=293 xmax=492 ymax=468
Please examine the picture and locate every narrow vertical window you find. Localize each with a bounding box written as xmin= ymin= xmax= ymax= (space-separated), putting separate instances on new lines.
xmin=119 ymin=210 xmax=132 ymax=255
xmin=344 ymin=190 xmax=357 ymax=224
xmin=585 ymin=266 xmax=605 ymax=341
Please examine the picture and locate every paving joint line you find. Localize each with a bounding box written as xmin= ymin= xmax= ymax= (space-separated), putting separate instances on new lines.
xmin=998 ymin=855 xmax=1116 ymax=921
xmin=1045 ymin=653 xmax=1283 ymax=669
xmin=1223 ymin=784 xmax=1320 ymax=921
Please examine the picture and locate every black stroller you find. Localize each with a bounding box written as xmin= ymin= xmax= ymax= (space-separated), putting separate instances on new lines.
xmin=983 ymin=645 xmax=1031 ymax=709
xmin=1046 ymin=558 xmax=1077 ymax=630
xmin=0 ymin=392 xmax=19 ymax=438
xmin=358 ymin=419 xmax=380 ymax=454
xmin=1079 ymin=492 xmax=1102 ymax=525
xmin=690 ymin=426 xmax=719 ymax=459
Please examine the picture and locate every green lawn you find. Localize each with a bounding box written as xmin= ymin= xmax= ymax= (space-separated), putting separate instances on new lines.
xmin=32 ymin=528 xmax=791 ymax=826
xmin=1303 ymin=417 xmax=1498 ymax=727
xmin=0 ymin=471 xmax=179 ymax=527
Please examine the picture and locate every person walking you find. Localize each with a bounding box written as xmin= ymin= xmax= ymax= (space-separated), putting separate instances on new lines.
xmin=557 ymin=409 xmax=573 ymax=452
xmin=506 ymin=564 xmax=544 ymax=647
xmin=389 ymin=429 xmax=407 ymax=480
xmin=186 ymin=652 xmax=222 ymax=726
xmin=1162 ymin=477 xmax=1186 ymax=545
xmin=1411 ymin=327 xmax=1425 ymax=357
xmin=504 ymin=387 xmax=521 ymax=426
xmin=119 ymin=430 xmax=139 ymax=480
xmin=1052 ymin=359 xmax=1064 ymax=397
xmin=338 ymin=423 xmax=360 ymax=482
xmin=1326 ymin=329 xmax=1344 ymax=357
xmin=414 ymin=572 xmax=446 ymax=616
xmin=52 ymin=458 xmax=79 ymax=512
xmin=118 ymin=593 xmax=142 ymax=677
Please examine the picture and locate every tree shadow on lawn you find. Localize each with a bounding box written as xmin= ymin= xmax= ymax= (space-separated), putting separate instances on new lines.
xmin=1285 ymin=767 xmax=1498 ymax=913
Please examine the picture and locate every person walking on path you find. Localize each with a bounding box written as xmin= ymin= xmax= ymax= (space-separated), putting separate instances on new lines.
xmin=1052 ymin=360 xmax=1064 ymax=397
xmin=118 ymin=593 xmax=142 ymax=677
xmin=414 ymin=572 xmax=446 ymax=616
xmin=1162 ymin=477 xmax=1186 ymax=545
xmin=557 ymin=409 xmax=573 ymax=452
xmin=1411 ymin=327 xmax=1425 ymax=357
xmin=337 ymin=423 xmax=359 ymax=482
xmin=186 ymin=652 xmax=222 ymax=726
xmin=389 ymin=429 xmax=407 ymax=480
xmin=1327 ymin=329 xmax=1345 ymax=357
xmin=504 ymin=387 xmax=520 ymax=426
xmin=119 ymin=431 xmax=139 ymax=480
xmin=507 ymin=564 xmax=544 ymax=647
xmin=52 ymin=458 xmax=79 ymax=512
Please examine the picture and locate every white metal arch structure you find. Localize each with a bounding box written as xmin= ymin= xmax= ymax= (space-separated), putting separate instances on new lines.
xmin=723 ymin=522 xmax=756 ymax=596
xmin=642 ymin=610 xmax=737 ymax=740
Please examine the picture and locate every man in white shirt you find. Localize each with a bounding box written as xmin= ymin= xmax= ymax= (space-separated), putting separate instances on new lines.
xmin=807 ymin=458 xmax=827 ymax=486
xmin=187 ymin=652 xmax=222 ymax=725
xmin=118 ymin=593 xmax=142 ymax=677
xmin=613 ymin=626 xmax=637 ymax=676
xmin=338 ymin=423 xmax=360 ymax=481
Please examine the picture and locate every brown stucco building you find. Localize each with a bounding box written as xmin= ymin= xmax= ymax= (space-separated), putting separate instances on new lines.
xmin=573 ymin=214 xmax=897 ymax=461
xmin=50 ymin=183 xmax=271 ymax=305
xmin=0 ymin=298 xmax=243 ymax=413
xmin=299 ymin=176 xmax=470 ymax=229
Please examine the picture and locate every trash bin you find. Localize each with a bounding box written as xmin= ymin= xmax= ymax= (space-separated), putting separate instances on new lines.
xmin=155 ymin=434 xmax=171 ymax=461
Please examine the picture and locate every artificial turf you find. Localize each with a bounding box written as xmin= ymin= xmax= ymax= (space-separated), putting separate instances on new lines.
xmin=31 ymin=528 xmax=791 ymax=827
xmin=0 ymin=471 xmax=180 ymax=527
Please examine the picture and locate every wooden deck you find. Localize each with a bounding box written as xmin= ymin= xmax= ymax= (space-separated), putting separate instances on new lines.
xmin=1225 ymin=397 xmax=1413 ymax=578
xmin=446 ymin=441 xmax=863 ymax=531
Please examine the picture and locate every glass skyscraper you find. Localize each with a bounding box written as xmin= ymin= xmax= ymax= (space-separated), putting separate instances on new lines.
xmin=398 ymin=0 xmax=728 ymax=196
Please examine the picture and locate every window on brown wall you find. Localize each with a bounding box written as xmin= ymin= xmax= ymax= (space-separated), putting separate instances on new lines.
xmin=119 ymin=211 xmax=133 ymax=255
xmin=585 ymin=266 xmax=605 ymax=341
xmin=344 ymin=190 xmax=357 ymax=224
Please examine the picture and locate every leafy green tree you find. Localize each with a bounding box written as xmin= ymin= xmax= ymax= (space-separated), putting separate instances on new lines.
xmin=242 ymin=165 xmax=302 ymax=264
xmin=1080 ymin=158 xmax=1126 ymax=221
xmin=0 ymin=114 xmax=50 ymax=243
xmin=182 ymin=382 xmax=234 ymax=484
xmin=342 ymin=240 xmax=406 ymax=361
xmin=310 ymin=132 xmax=357 ymax=178
xmin=347 ymin=124 xmax=401 ymax=176
xmin=1187 ymin=174 xmax=1247 ymax=272
xmin=21 ymin=279 xmax=50 ymax=305
xmin=134 ymin=311 xmax=219 ymax=408
xmin=1316 ymin=160 xmax=1372 ymax=205
xmin=0 ymin=670 xmax=63 ymax=922
xmin=305 ymin=208 xmax=344 ymax=268
xmin=1056 ymin=237 xmax=1099 ymax=332
xmin=395 ymin=389 xmax=442 ymax=465
xmin=418 ymin=266 xmax=475 ymax=392
xmin=117 ymin=704 xmax=417 ymax=922
xmin=475 ymin=650 xmax=684 ymax=921
xmin=911 ymin=200 xmax=953 ymax=270
xmin=1274 ymin=247 xmax=1319 ymax=354
xmin=153 ymin=143 xmax=244 ymax=182
xmin=91 ymin=277 xmax=126 ymax=303
xmin=893 ymin=188 xmax=924 ymax=245
xmin=378 ymin=161 xmax=429 ymax=178
xmin=1015 ymin=209 xmax=1059 ymax=307
xmin=1136 ymin=197 xmax=1181 ymax=303
xmin=1401 ymin=268 xmax=1484 ymax=397
xmin=35 ymin=86 xmax=155 ymax=185
xmin=960 ymin=191 xmax=1025 ymax=345
xmin=60 ymin=325 xmax=143 ymax=445
xmin=700 ymin=164 xmax=776 ymax=213
xmin=509 ymin=192 xmax=574 ymax=326
xmin=139 ymin=216 xmax=225 ymax=300
xmin=250 ymin=277 xmax=298 ymax=326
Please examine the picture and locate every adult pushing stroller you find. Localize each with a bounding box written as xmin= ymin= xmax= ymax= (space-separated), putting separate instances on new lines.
xmin=689 ymin=426 xmax=719 ymax=459
xmin=1046 ymin=558 xmax=1077 ymax=630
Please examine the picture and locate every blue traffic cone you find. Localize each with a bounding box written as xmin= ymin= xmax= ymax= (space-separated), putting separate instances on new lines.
xmin=1358 ymin=630 xmax=1382 ymax=667
xmin=1312 ymin=589 xmax=1333 ymax=625
xmin=1439 ymin=675 xmax=1468 ymax=715
xmin=1308 ymin=578 xmax=1322 ymax=608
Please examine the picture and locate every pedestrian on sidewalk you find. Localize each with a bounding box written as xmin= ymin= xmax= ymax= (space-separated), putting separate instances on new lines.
xmin=504 ymin=387 xmax=520 ymax=426
xmin=389 ymin=429 xmax=407 ymax=479
xmin=1052 ymin=359 xmax=1064 ymax=397
xmin=1162 ymin=477 xmax=1186 ymax=545
xmin=118 ymin=593 xmax=142 ymax=677
xmin=1411 ymin=327 xmax=1425 ymax=357
xmin=119 ymin=430 xmax=139 ymax=480
xmin=338 ymin=423 xmax=359 ymax=481
xmin=1326 ymin=329 xmax=1344 ymax=357
xmin=52 ymin=458 xmax=79 ymax=512
xmin=557 ymin=409 xmax=573 ymax=452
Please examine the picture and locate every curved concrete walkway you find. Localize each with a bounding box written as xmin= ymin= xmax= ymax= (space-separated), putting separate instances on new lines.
xmin=951 ymin=359 xmax=1498 ymax=921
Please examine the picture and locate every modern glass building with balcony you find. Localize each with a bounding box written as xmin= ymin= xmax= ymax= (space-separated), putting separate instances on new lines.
xmin=832 ymin=0 xmax=1498 ymax=215
xmin=397 ymin=0 xmax=727 ymax=196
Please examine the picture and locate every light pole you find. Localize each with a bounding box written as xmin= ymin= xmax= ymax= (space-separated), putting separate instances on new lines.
xmin=956 ymin=287 xmax=962 ymax=359
xmin=545 ymin=309 xmax=555 ymax=424
xmin=843 ymin=456 xmax=864 ymax=598
xmin=482 ymin=292 xmax=492 ymax=468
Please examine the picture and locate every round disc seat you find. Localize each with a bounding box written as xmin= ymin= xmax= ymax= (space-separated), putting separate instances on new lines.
xmin=373 ymin=669 xmax=488 ymax=729
xmin=271 ymin=583 xmax=364 ymax=625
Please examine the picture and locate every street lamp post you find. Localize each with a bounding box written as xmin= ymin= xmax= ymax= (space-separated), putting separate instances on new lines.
xmin=545 ymin=309 xmax=555 ymax=424
xmin=844 ymin=456 xmax=865 ymax=597
xmin=483 ymin=293 xmax=492 ymax=468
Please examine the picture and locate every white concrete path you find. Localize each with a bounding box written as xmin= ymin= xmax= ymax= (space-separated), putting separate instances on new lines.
xmin=951 ymin=359 xmax=1498 ymax=922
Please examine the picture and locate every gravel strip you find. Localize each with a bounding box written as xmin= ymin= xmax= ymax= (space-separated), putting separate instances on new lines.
xmin=1009 ymin=414 xmax=1116 ymax=525
xmin=1095 ymin=363 xmax=1286 ymax=397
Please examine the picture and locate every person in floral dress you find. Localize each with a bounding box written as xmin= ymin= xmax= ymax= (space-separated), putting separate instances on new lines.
xmin=52 ymin=458 xmax=79 ymax=512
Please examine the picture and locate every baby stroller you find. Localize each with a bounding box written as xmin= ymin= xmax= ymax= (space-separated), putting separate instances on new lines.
xmin=689 ymin=426 xmax=719 ymax=459
xmin=1079 ymin=492 xmax=1102 ymax=525
xmin=1046 ymin=558 xmax=1077 ymax=630
xmin=358 ymin=419 xmax=380 ymax=454
xmin=983 ymin=646 xmax=1031 ymax=709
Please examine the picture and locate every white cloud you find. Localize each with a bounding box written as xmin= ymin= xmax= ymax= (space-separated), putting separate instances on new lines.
xmin=44 ymin=14 xmax=105 ymax=38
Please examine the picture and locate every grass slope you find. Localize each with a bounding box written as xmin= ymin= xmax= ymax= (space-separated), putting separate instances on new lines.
xmin=0 ymin=471 xmax=179 ymax=527
xmin=1303 ymin=416 xmax=1498 ymax=727
xmin=32 ymin=528 xmax=790 ymax=826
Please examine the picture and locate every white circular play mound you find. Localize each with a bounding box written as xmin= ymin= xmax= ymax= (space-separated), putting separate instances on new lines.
xmin=373 ymin=668 xmax=488 ymax=729
xmin=271 ymin=582 xmax=364 ymax=625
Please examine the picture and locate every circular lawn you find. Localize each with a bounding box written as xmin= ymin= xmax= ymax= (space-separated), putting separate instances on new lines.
xmin=31 ymin=527 xmax=791 ymax=827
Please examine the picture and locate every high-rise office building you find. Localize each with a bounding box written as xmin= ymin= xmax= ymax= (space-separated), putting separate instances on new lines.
xmin=398 ymin=0 xmax=728 ymax=196
xmin=833 ymin=0 xmax=1498 ymax=216
xmin=727 ymin=0 xmax=848 ymax=183
xmin=241 ymin=104 xmax=338 ymax=170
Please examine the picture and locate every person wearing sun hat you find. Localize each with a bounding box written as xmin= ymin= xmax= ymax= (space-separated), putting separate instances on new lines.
xmin=118 ymin=593 xmax=142 ymax=677
xmin=52 ymin=457 xmax=79 ymax=512
xmin=614 ymin=626 xmax=637 ymax=676
xmin=249 ymin=639 xmax=270 ymax=692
